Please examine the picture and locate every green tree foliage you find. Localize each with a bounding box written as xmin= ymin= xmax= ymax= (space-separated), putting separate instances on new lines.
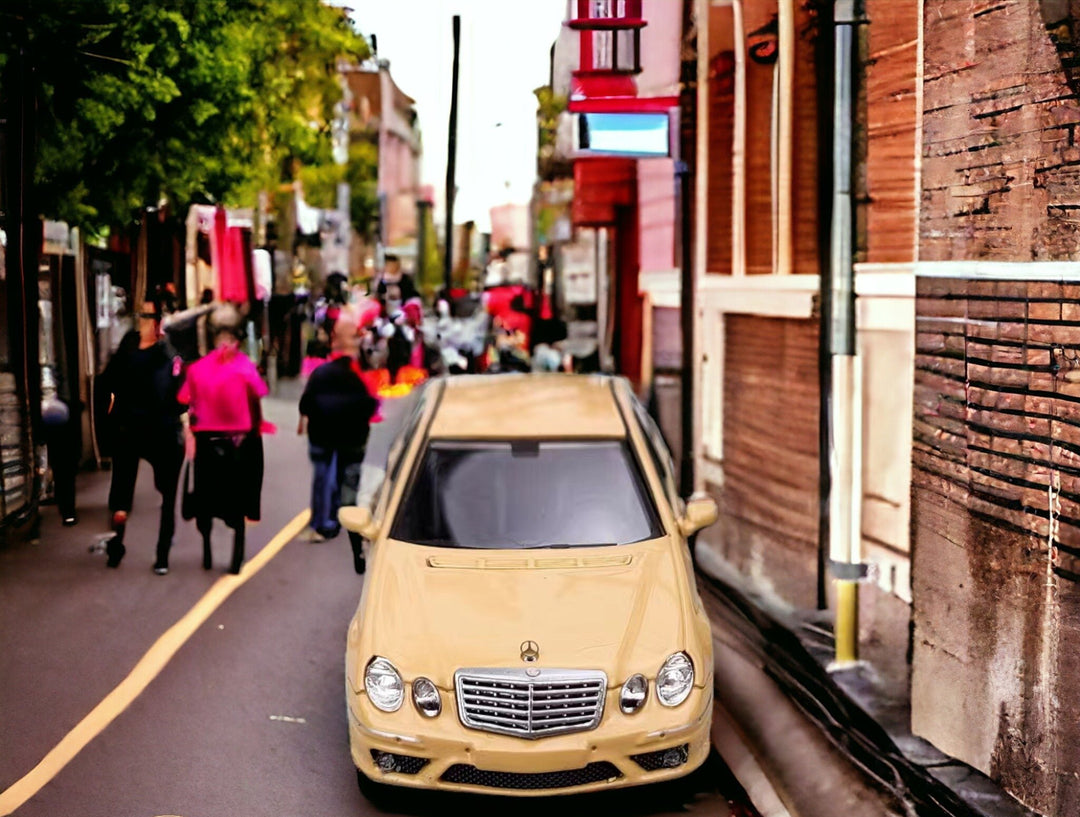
xmin=533 ymin=84 xmax=568 ymax=182
xmin=415 ymin=203 xmax=443 ymax=299
xmin=534 ymin=85 xmax=567 ymax=153
xmin=298 ymin=140 xmax=379 ymax=240
xmin=0 ymin=0 xmax=369 ymax=232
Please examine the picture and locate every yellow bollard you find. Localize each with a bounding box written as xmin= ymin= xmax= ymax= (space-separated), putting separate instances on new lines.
xmin=835 ymin=579 xmax=859 ymax=665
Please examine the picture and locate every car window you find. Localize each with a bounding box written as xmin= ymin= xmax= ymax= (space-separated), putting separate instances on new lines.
xmin=375 ymin=390 xmax=428 ymax=518
xmin=390 ymin=439 xmax=663 ymax=548
xmin=630 ymin=396 xmax=682 ymax=511
xmin=387 ymin=394 xmax=427 ymax=484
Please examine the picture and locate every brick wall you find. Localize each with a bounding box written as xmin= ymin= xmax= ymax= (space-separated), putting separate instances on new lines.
xmin=719 ymin=315 xmax=820 ymax=608
xmin=922 ymin=1 xmax=1080 ymax=261
xmin=914 ymin=4 xmax=1080 ymax=812
xmin=864 ymin=0 xmax=920 ymax=263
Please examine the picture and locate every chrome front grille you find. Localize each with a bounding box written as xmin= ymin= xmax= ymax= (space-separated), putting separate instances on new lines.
xmin=454 ymin=668 xmax=607 ymax=738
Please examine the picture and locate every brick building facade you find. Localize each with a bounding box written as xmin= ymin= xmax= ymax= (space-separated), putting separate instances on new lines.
xmin=912 ymin=3 xmax=1080 ymax=813
xmin=653 ymin=1 xmax=1080 ymax=814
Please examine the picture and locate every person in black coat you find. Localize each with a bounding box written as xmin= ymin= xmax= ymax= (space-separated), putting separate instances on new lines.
xmin=98 ymin=299 xmax=186 ymax=574
xmin=298 ymin=307 xmax=380 ymax=574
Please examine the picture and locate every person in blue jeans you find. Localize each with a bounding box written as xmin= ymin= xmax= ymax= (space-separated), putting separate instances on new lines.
xmin=301 ymin=433 xmax=339 ymax=540
xmin=298 ymin=307 xmax=379 ymax=571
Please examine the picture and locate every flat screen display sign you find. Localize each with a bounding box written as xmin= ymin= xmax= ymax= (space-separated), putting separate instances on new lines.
xmin=573 ymin=111 xmax=673 ymax=158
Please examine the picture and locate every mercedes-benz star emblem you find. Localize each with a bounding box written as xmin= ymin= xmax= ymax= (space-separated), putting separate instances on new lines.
xmin=520 ymin=640 xmax=540 ymax=663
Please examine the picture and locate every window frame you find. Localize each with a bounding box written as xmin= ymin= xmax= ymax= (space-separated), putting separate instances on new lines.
xmin=373 ymin=385 xmax=432 ymax=522
xmin=629 ymin=394 xmax=683 ymax=515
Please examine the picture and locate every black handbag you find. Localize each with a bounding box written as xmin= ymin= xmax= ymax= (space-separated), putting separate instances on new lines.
xmin=181 ymin=460 xmax=197 ymax=521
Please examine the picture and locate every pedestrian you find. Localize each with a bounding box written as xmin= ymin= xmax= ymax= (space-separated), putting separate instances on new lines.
xmin=298 ymin=309 xmax=339 ymax=541
xmin=301 ymin=302 xmax=337 ymax=378
xmin=299 ymin=306 xmax=380 ymax=574
xmin=42 ymin=365 xmax=79 ymax=527
xmin=196 ymin=287 xmax=215 ymax=357
xmin=178 ymin=304 xmax=270 ymax=575
xmin=98 ymin=297 xmax=186 ymax=574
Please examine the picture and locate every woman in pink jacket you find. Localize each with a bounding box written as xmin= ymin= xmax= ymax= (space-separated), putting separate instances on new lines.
xmin=178 ymin=304 xmax=269 ymax=574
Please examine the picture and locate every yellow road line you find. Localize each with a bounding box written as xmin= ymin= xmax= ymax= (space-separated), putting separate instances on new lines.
xmin=0 ymin=509 xmax=311 ymax=816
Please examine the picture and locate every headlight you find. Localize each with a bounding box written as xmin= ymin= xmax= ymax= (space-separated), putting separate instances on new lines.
xmin=412 ymin=676 xmax=441 ymax=718
xmin=656 ymin=652 xmax=694 ymax=707
xmin=364 ymin=657 xmax=404 ymax=712
xmin=620 ymin=674 xmax=648 ymax=714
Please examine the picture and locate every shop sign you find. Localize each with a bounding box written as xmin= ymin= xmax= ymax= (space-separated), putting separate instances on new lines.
xmin=573 ymin=111 xmax=672 ymax=158
xmin=559 ymin=236 xmax=597 ymax=304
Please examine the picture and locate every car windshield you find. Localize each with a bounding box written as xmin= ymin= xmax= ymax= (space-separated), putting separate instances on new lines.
xmin=389 ymin=439 xmax=663 ymax=549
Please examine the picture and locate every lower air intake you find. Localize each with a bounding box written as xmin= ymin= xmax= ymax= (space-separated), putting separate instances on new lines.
xmin=440 ymin=761 xmax=622 ymax=790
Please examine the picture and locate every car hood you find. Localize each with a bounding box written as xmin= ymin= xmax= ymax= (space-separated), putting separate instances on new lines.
xmin=354 ymin=537 xmax=695 ymax=688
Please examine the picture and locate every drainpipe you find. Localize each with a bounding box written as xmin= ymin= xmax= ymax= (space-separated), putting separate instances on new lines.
xmin=827 ymin=0 xmax=866 ymax=666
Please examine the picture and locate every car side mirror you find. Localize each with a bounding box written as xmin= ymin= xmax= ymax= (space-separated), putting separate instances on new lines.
xmin=339 ymin=506 xmax=381 ymax=541
xmin=678 ymin=495 xmax=718 ymax=537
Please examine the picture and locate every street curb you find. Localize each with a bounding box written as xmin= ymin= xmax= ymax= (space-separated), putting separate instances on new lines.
xmin=694 ymin=549 xmax=1026 ymax=817
xmin=710 ymin=700 xmax=792 ymax=817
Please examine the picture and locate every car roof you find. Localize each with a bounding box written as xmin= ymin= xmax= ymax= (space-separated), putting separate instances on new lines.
xmin=426 ymin=374 xmax=629 ymax=440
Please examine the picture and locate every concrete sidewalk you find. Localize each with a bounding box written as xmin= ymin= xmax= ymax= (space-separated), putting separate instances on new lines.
xmin=696 ymin=545 xmax=1038 ymax=817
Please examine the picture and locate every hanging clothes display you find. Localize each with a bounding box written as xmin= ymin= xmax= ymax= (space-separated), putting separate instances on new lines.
xmin=185 ymin=205 xmax=218 ymax=305
xmin=211 ymin=206 xmax=252 ymax=304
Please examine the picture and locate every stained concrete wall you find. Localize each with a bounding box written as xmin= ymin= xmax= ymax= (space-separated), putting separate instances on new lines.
xmin=912 ymin=4 xmax=1080 ymax=812
xmin=911 ymin=276 xmax=1080 ymax=816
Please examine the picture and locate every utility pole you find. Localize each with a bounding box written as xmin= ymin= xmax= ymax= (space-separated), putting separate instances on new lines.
xmin=443 ymin=14 xmax=461 ymax=294
xmin=416 ymin=196 xmax=431 ymax=294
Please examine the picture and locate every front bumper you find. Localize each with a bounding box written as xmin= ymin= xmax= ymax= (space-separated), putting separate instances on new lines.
xmin=348 ymin=683 xmax=713 ymax=796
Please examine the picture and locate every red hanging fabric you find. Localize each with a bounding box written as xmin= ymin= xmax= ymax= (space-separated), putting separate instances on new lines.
xmin=211 ymin=205 xmax=250 ymax=303
xmin=219 ymin=226 xmax=249 ymax=303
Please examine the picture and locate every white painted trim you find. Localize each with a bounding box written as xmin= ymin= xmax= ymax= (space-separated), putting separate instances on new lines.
xmin=914 ymin=260 xmax=1080 ymax=281
xmin=693 ymin=0 xmax=710 ymax=495
xmin=700 ymin=456 xmax=725 ymax=488
xmin=700 ymin=286 xmax=814 ymax=319
xmin=854 ymin=264 xmax=916 ymax=298
xmin=644 ymin=268 xmax=917 ymax=303
xmin=858 ymin=297 xmax=914 ymax=333
xmin=701 ymin=274 xmax=818 ymax=293
xmin=640 ymin=268 xmax=680 ymax=307
xmin=701 ymin=313 xmax=724 ymax=460
xmin=641 ymin=271 xmax=820 ymax=316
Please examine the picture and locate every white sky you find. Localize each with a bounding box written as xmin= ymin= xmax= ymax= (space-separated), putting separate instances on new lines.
xmin=336 ymin=0 xmax=569 ymax=233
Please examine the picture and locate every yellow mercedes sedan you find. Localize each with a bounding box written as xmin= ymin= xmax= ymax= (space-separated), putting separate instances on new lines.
xmin=340 ymin=373 xmax=718 ymax=798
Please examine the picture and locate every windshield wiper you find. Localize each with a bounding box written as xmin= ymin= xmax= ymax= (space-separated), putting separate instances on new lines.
xmin=532 ymin=543 xmax=617 ymax=549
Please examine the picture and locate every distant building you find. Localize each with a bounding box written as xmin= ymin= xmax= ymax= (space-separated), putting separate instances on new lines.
xmin=564 ymin=0 xmax=681 ymax=385
xmin=341 ymin=58 xmax=424 ymax=275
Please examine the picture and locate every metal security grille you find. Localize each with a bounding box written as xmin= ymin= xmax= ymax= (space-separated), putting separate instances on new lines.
xmin=454 ymin=668 xmax=607 ymax=739
xmin=440 ymin=761 xmax=622 ymax=790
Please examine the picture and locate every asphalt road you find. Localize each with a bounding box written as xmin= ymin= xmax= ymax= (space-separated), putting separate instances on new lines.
xmin=0 ymin=379 xmax=748 ymax=817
